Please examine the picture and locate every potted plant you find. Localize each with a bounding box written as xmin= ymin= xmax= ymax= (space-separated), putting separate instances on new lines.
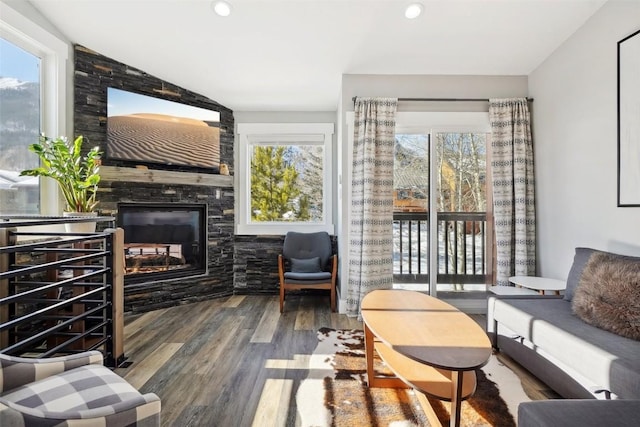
xmin=20 ymin=134 xmax=102 ymax=231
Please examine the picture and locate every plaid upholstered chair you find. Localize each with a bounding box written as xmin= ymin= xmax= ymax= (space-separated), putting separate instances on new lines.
xmin=0 ymin=351 xmax=160 ymax=426
xmin=278 ymin=231 xmax=337 ymax=313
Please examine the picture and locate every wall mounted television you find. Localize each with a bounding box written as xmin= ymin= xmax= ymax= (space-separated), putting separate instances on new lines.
xmin=106 ymin=87 xmax=221 ymax=172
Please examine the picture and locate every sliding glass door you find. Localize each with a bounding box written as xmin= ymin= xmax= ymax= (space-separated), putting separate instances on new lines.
xmin=393 ymin=125 xmax=492 ymax=296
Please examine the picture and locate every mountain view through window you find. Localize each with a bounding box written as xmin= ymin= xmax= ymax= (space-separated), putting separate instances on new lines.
xmin=0 ymin=37 xmax=41 ymax=215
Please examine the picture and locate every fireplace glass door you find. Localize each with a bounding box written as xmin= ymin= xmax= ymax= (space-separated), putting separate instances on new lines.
xmin=117 ymin=203 xmax=207 ymax=283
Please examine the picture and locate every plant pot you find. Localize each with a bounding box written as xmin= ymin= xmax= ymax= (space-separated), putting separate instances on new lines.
xmin=63 ymin=211 xmax=98 ymax=234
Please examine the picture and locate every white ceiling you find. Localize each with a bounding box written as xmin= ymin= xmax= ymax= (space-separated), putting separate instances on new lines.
xmin=28 ymin=0 xmax=606 ymax=112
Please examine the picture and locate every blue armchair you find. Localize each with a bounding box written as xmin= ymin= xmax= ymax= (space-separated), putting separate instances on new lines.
xmin=278 ymin=231 xmax=337 ymax=313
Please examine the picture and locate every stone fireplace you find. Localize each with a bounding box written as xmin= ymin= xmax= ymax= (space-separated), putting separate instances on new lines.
xmin=74 ymin=44 xmax=235 ymax=313
xmin=97 ymin=170 xmax=234 ymax=313
xmin=118 ymin=203 xmax=207 ymax=283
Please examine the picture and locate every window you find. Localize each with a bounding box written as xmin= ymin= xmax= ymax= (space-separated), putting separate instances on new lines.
xmin=0 ymin=37 xmax=40 ymax=214
xmin=237 ymin=123 xmax=334 ymax=235
xmin=0 ymin=2 xmax=69 ymax=215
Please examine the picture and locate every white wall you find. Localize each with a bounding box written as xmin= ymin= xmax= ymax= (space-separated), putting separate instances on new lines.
xmin=530 ymin=0 xmax=640 ymax=280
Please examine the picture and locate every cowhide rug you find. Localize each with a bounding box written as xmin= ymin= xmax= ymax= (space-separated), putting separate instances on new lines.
xmin=296 ymin=328 xmax=532 ymax=426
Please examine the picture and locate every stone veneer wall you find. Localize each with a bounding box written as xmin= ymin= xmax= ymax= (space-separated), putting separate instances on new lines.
xmin=73 ymin=45 xmax=235 ymax=313
xmin=233 ymin=236 xmax=283 ymax=294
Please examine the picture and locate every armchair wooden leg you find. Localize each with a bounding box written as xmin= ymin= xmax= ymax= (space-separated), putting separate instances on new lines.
xmin=279 ymin=285 xmax=285 ymax=313
xmin=330 ymin=286 xmax=336 ymax=312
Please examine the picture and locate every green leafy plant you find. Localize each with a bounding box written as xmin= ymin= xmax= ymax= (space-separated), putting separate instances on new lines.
xmin=20 ymin=135 xmax=102 ymax=212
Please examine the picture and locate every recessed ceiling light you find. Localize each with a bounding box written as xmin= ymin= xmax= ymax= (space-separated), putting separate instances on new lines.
xmin=405 ymin=3 xmax=423 ymax=19
xmin=212 ymin=0 xmax=232 ymax=17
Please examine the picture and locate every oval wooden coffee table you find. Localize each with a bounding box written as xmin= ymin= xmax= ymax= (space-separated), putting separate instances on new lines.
xmin=361 ymin=289 xmax=492 ymax=427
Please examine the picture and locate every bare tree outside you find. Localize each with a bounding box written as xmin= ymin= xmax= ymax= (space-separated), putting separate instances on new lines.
xmin=436 ymin=133 xmax=486 ymax=213
xmin=436 ymin=132 xmax=487 ymax=289
xmin=290 ymin=145 xmax=324 ymax=221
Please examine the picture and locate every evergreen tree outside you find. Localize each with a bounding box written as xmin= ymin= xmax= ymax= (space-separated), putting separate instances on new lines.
xmin=297 ymin=194 xmax=311 ymax=220
xmin=250 ymin=144 xmax=324 ymax=222
xmin=251 ymin=146 xmax=300 ymax=221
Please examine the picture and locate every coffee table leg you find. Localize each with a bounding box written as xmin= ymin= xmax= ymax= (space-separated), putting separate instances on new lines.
xmin=364 ymin=323 xmax=375 ymax=386
xmin=450 ymin=370 xmax=463 ymax=427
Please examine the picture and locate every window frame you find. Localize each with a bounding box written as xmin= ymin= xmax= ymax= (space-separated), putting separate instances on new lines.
xmin=236 ymin=122 xmax=334 ymax=235
xmin=1 ymin=2 xmax=69 ymax=215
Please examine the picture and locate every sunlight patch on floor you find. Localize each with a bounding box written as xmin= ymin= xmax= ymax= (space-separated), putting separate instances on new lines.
xmin=122 ymin=342 xmax=183 ymax=389
xmin=264 ymin=354 xmax=311 ymax=370
xmin=252 ymin=378 xmax=293 ymax=427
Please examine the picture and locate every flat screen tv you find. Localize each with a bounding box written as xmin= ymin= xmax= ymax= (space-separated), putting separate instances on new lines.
xmin=106 ymin=87 xmax=221 ymax=172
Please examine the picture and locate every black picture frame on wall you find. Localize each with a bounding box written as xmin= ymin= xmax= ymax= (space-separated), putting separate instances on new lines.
xmin=618 ymin=28 xmax=640 ymax=207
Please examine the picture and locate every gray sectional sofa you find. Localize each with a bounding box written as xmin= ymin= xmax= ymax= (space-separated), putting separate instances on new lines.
xmin=487 ymin=247 xmax=640 ymax=425
xmin=518 ymin=399 xmax=640 ymax=427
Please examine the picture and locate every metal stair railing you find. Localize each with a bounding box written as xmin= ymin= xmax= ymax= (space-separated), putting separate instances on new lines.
xmin=0 ymin=217 xmax=125 ymax=367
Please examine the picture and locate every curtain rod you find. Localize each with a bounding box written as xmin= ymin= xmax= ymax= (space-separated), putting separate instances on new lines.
xmin=351 ymin=96 xmax=534 ymax=104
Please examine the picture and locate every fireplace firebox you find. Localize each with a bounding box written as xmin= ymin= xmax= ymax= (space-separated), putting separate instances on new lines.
xmin=117 ymin=203 xmax=207 ymax=283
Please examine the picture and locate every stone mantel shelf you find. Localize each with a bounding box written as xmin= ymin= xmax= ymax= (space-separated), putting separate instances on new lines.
xmin=100 ymin=166 xmax=233 ymax=188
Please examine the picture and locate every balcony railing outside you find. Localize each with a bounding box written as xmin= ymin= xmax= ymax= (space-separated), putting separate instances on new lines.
xmin=393 ymin=211 xmax=488 ymax=286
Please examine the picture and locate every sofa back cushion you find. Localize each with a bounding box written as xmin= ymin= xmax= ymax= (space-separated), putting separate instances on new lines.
xmin=565 ymin=248 xmax=598 ymax=302
xmin=565 ymin=248 xmax=640 ymax=301
xmin=571 ymin=251 xmax=640 ymax=341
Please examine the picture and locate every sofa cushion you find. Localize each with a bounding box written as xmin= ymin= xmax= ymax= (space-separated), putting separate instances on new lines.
xmin=283 ymin=271 xmax=332 ymax=284
xmin=492 ymin=298 xmax=640 ymax=398
xmin=0 ymin=364 xmax=146 ymax=418
xmin=572 ymin=251 xmax=640 ymax=340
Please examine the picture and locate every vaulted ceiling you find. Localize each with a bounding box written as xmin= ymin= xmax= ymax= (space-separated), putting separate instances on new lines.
xmin=29 ymin=0 xmax=607 ymax=111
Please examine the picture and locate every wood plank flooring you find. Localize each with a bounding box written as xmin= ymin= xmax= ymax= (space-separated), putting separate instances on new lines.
xmin=115 ymin=294 xmax=360 ymax=426
xmin=115 ymin=294 xmax=552 ymax=426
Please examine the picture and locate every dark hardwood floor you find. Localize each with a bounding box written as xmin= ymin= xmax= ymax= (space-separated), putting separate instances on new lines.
xmin=115 ymin=293 xmax=552 ymax=426
xmin=115 ymin=294 xmax=360 ymax=426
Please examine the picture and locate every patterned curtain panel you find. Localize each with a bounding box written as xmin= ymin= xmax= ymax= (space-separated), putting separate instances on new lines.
xmin=489 ymin=98 xmax=536 ymax=286
xmin=346 ymin=97 xmax=397 ymax=317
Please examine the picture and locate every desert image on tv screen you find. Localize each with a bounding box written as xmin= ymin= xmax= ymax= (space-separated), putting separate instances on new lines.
xmin=106 ymin=88 xmax=220 ymax=170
